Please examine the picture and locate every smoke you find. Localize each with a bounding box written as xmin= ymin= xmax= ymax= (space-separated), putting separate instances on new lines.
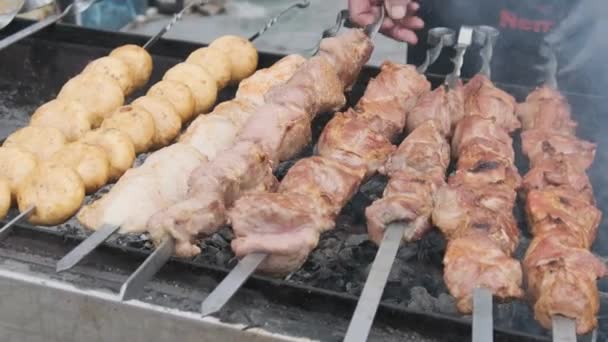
xmin=544 ymin=0 xmax=608 ymax=92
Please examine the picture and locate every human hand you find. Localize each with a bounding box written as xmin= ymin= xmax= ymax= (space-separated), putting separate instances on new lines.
xmin=348 ymin=0 xmax=424 ymax=44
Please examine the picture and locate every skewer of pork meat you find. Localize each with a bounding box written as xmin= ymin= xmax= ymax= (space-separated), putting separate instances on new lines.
xmin=113 ymin=28 xmax=373 ymax=301
xmin=432 ymin=83 xmax=524 ymax=314
xmin=516 ymin=85 xmax=605 ymax=336
xmin=191 ymin=61 xmax=427 ymax=317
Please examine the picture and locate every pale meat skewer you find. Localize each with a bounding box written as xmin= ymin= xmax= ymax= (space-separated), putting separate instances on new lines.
xmin=56 ymin=54 xmax=308 ymax=273
xmin=121 ymin=27 xmax=374 ymax=302
xmin=517 ymin=85 xmax=605 ymax=339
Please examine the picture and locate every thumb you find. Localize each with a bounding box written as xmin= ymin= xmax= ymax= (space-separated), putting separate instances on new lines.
xmin=384 ymin=0 xmax=410 ymax=20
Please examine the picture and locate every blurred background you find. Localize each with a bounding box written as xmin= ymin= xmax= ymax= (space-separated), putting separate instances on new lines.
xmin=25 ymin=0 xmax=407 ymax=67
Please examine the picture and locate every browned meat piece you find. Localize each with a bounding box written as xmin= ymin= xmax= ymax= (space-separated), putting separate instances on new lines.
xmin=524 ymin=233 xmax=607 ymax=334
xmin=366 ymin=122 xmax=449 ymax=245
xmin=463 ymin=74 xmax=520 ymax=132
xmin=521 ymin=129 xmax=596 ymax=170
xmin=407 ymin=87 xmax=454 ymax=137
xmin=443 ymin=234 xmax=524 ymax=313
xmin=238 ymin=102 xmax=312 ymax=165
xmin=522 ymin=157 xmax=593 ymax=203
xmin=355 ymin=62 xmax=430 ymax=140
xmin=316 ymin=112 xmax=395 ymax=179
xmin=366 ymin=173 xmax=441 ymax=245
xmin=147 ymin=142 xmax=276 ymax=257
xmin=452 ymin=115 xmax=514 ymax=160
xmin=265 ymin=55 xmax=346 ymax=115
xmin=525 ymin=187 xmax=602 ymax=249
xmin=278 ymin=156 xmax=365 ymax=217
xmin=318 ymin=28 xmax=374 ymax=89
xmin=517 ymin=96 xmax=576 ymax=135
xmin=452 ymin=155 xmax=522 ymax=189
xmin=382 ymin=121 xmax=450 ymax=176
xmin=433 ymin=184 xmax=519 ymax=254
xmin=229 ymin=192 xmax=334 ymax=276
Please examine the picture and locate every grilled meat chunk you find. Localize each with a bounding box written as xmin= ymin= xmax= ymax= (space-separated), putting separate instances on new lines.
xmin=462 ymin=74 xmax=520 ymax=132
xmin=521 ymin=129 xmax=596 ymax=170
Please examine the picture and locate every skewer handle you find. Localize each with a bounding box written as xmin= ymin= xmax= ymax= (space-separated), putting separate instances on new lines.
xmin=474 ymin=26 xmax=499 ymax=79
xmin=445 ymin=25 xmax=473 ymax=89
xmin=0 ymin=4 xmax=72 ymax=51
xmin=142 ymin=0 xmax=203 ymax=50
xmin=416 ymin=27 xmax=455 ymax=74
xmin=248 ymin=0 xmax=310 ymax=42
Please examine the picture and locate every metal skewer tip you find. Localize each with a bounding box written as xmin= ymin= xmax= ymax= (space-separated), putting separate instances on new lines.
xmin=472 ymin=287 xmax=493 ymax=342
xmin=552 ymin=315 xmax=576 ymax=342
xmin=0 ymin=204 xmax=34 ymax=242
xmin=56 ymin=223 xmax=120 ymax=272
xmin=200 ymin=252 xmax=267 ymax=317
xmin=119 ymin=237 xmax=175 ymax=301
xmin=343 ymin=222 xmax=405 ymax=342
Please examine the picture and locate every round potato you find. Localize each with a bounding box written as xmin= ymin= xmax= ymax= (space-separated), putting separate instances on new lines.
xmin=0 ymin=146 xmax=38 ymax=201
xmin=186 ymin=47 xmax=232 ymax=89
xmin=57 ymin=73 xmax=125 ymax=127
xmin=3 ymin=126 xmax=67 ymax=160
xmin=17 ymin=162 xmax=85 ymax=226
xmin=132 ymin=96 xmax=182 ymax=147
xmin=101 ymin=105 xmax=156 ymax=153
xmin=110 ymin=44 xmax=153 ymax=89
xmin=0 ymin=177 xmax=10 ymax=219
xmin=81 ymin=128 xmax=135 ymax=181
xmin=49 ymin=142 xmax=111 ymax=194
xmin=209 ymin=35 xmax=258 ymax=83
xmin=147 ymin=80 xmax=196 ymax=123
xmin=163 ymin=62 xmax=218 ymax=115
xmin=30 ymin=99 xmax=94 ymax=141
xmin=82 ymin=56 xmax=135 ymax=95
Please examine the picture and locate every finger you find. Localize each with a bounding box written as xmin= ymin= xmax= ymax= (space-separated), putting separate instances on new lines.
xmin=348 ymin=0 xmax=374 ymax=26
xmin=408 ymin=2 xmax=420 ymax=12
xmin=385 ymin=0 xmax=411 ymax=20
xmin=395 ymin=15 xmax=425 ymax=30
xmin=388 ymin=27 xmax=419 ymax=44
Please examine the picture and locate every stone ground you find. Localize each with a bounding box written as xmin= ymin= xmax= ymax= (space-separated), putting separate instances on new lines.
xmin=123 ymin=0 xmax=409 ymax=67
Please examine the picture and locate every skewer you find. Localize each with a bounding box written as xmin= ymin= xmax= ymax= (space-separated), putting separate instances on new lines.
xmin=248 ymin=0 xmax=310 ymax=42
xmin=196 ymin=5 xmax=386 ymax=316
xmin=445 ymin=25 xmax=474 ymax=89
xmin=0 ymin=0 xmax=100 ymax=51
xmin=119 ymin=237 xmax=174 ymax=300
xmin=552 ymin=315 xmax=576 ymax=342
xmin=54 ymin=1 xmax=312 ymax=275
xmin=343 ymin=27 xmax=456 ymax=342
xmin=308 ymin=9 xmax=350 ymax=56
xmin=0 ymin=1 xmax=215 ymax=244
xmin=541 ymin=43 xmax=577 ymax=342
xmin=466 ymin=25 xmax=500 ymax=342
xmin=200 ymin=252 xmax=266 ymax=316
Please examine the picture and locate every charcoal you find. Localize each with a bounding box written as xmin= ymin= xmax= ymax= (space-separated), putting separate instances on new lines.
xmin=436 ymin=293 xmax=457 ymax=314
xmin=337 ymin=247 xmax=354 ymax=263
xmin=217 ymin=227 xmax=234 ymax=241
xmin=208 ymin=233 xmax=229 ymax=248
xmin=345 ymin=234 xmax=368 ymax=247
xmin=407 ymin=286 xmax=435 ymax=312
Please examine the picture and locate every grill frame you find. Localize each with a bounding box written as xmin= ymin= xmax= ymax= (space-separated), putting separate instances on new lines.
xmin=1 ymin=18 xmax=606 ymax=341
